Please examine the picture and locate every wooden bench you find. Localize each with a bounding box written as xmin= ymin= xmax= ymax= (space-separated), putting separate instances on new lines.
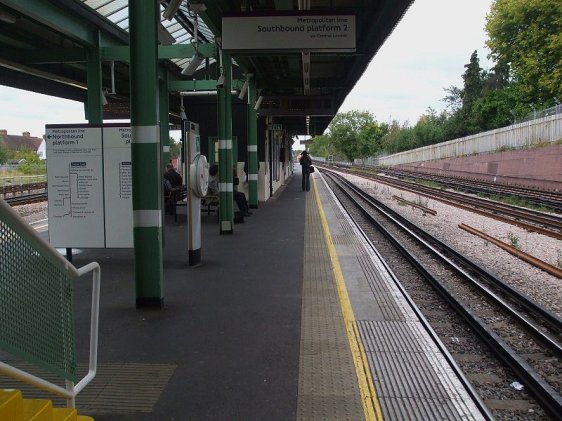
xmin=164 ymin=186 xmax=188 ymax=221
xmin=201 ymin=194 xmax=219 ymax=216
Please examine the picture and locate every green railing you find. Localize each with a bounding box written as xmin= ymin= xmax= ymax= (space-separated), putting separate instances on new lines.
xmin=0 ymin=197 xmax=100 ymax=407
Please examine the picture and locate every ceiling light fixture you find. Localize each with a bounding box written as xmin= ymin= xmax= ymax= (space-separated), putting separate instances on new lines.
xmin=238 ymin=73 xmax=252 ymax=100
xmin=181 ymin=3 xmax=206 ymax=76
xmin=216 ymin=73 xmax=225 ymax=88
xmin=180 ymin=95 xmax=187 ymax=120
xmin=181 ymin=54 xmax=204 ymax=75
xmin=101 ymin=89 xmax=108 ymax=106
xmin=163 ymin=0 xmax=183 ymax=21
xmin=254 ymin=95 xmax=263 ymax=111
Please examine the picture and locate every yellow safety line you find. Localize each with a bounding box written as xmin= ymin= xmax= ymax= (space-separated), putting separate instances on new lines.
xmin=312 ymin=178 xmax=383 ymax=421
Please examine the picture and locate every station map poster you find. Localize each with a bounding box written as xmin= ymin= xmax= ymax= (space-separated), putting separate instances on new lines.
xmin=102 ymin=125 xmax=133 ymax=247
xmin=46 ymin=125 xmax=105 ymax=247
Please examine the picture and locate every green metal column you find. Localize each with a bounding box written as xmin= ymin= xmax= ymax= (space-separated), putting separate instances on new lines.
xmin=208 ymin=136 xmax=217 ymax=165
xmin=217 ymin=52 xmax=233 ymax=233
xmin=247 ymin=78 xmax=258 ymax=208
xmin=129 ymin=0 xmax=164 ymax=308
xmin=86 ymin=41 xmax=103 ymax=123
xmin=160 ymin=70 xmax=170 ymax=166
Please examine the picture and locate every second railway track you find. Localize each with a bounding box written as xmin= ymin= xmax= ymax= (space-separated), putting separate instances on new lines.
xmin=320 ymin=164 xmax=562 ymax=240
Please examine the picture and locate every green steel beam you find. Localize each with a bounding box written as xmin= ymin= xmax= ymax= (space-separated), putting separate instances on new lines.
xmin=169 ymin=79 xmax=221 ymax=92
xmin=85 ymin=43 xmax=103 ymax=123
xmin=100 ymin=46 xmax=130 ymax=61
xmin=26 ymin=49 xmax=87 ymax=64
xmin=0 ymin=44 xmax=87 ymax=65
xmin=2 ymin=0 xmax=96 ymax=45
xmin=1 ymin=0 xmax=124 ymax=47
xmin=158 ymin=43 xmax=216 ymax=60
xmin=100 ymin=43 xmax=216 ymax=62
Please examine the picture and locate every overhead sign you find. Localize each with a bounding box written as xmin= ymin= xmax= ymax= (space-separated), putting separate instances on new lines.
xmin=222 ymin=13 xmax=355 ymax=52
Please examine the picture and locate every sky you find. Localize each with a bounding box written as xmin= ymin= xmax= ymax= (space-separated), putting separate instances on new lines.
xmin=0 ymin=0 xmax=494 ymax=138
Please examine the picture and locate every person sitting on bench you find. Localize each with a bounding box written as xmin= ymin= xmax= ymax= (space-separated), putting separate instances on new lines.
xmin=208 ymin=164 xmax=252 ymax=217
xmin=164 ymin=163 xmax=183 ymax=188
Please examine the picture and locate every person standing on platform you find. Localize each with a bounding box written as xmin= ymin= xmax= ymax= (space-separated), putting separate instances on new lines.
xmin=164 ymin=163 xmax=183 ymax=188
xmin=299 ymin=150 xmax=313 ymax=191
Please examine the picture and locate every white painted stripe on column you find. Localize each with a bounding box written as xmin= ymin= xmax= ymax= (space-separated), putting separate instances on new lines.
xmin=163 ymin=146 xmax=170 ymax=152
xmin=219 ymin=182 xmax=233 ymax=192
xmin=248 ymin=145 xmax=257 ymax=152
xmin=132 ymin=125 xmax=159 ymax=144
xmin=248 ymin=174 xmax=258 ymax=181
xmin=134 ymin=210 xmax=162 ymax=228
xmin=219 ymin=139 xmax=232 ymax=149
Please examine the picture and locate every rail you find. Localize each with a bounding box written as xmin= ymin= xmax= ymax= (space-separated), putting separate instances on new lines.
xmin=0 ymin=197 xmax=100 ymax=408
xmin=324 ymin=170 xmax=562 ymax=417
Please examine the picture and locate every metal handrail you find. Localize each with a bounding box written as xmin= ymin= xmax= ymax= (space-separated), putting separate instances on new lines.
xmin=0 ymin=198 xmax=100 ymax=408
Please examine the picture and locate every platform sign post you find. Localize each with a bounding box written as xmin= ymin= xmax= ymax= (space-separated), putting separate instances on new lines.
xmin=46 ymin=125 xmax=105 ymax=248
xmin=185 ymin=122 xmax=207 ymax=266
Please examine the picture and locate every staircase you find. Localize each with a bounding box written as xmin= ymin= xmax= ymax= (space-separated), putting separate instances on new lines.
xmin=0 ymin=390 xmax=93 ymax=421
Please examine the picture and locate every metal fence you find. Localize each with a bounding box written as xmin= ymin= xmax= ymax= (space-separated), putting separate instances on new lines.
xmin=377 ymin=113 xmax=562 ymax=166
xmin=519 ymin=103 xmax=562 ymax=123
xmin=0 ymin=198 xmax=100 ymax=407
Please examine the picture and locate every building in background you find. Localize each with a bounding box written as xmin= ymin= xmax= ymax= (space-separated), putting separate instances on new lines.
xmin=0 ymin=129 xmax=45 ymax=160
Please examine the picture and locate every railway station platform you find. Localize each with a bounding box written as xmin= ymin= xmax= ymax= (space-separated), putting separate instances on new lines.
xmin=1 ymin=167 xmax=488 ymax=420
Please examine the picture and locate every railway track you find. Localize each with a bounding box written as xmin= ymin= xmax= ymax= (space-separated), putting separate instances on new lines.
xmin=0 ymin=182 xmax=47 ymax=196
xmin=320 ymin=164 xmax=562 ymax=240
xmin=2 ymin=182 xmax=48 ymax=207
xmin=322 ymin=169 xmax=562 ymax=420
xmin=380 ymin=167 xmax=562 ymax=211
xmin=4 ymin=192 xmax=48 ymax=206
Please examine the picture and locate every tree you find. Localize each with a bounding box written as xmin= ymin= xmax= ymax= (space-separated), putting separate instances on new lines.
xmin=327 ymin=110 xmax=378 ymax=161
xmin=486 ymin=0 xmax=562 ymax=106
xmin=169 ymin=136 xmax=181 ymax=157
xmin=459 ymin=51 xmax=485 ymax=136
xmin=308 ymin=134 xmax=338 ymax=159
xmin=442 ymin=85 xmax=463 ymax=114
xmin=0 ymin=143 xmax=9 ymax=164
xmin=357 ymin=121 xmax=388 ymax=161
xmin=381 ymin=120 xmax=409 ymax=154
xmin=15 ymin=148 xmax=45 ymax=175
xmin=412 ymin=109 xmax=447 ymax=147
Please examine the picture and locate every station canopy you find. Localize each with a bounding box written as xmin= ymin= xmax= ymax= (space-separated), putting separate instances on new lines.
xmin=0 ymin=0 xmax=413 ymax=136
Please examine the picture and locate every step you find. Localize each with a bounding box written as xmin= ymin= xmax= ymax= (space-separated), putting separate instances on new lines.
xmin=53 ymin=408 xmax=78 ymax=421
xmin=1 ymin=389 xmax=94 ymax=421
xmin=0 ymin=389 xmax=24 ymax=420
xmin=23 ymin=398 xmax=53 ymax=421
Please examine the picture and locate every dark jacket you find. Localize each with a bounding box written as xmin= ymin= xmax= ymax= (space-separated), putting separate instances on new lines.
xmin=164 ymin=168 xmax=183 ymax=187
xmin=300 ymin=153 xmax=312 ymax=173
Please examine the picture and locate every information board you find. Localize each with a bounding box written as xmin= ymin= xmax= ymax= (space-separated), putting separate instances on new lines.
xmin=222 ymin=13 xmax=356 ymax=51
xmin=46 ymin=125 xmax=105 ymax=247
xmin=102 ymin=125 xmax=133 ymax=248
